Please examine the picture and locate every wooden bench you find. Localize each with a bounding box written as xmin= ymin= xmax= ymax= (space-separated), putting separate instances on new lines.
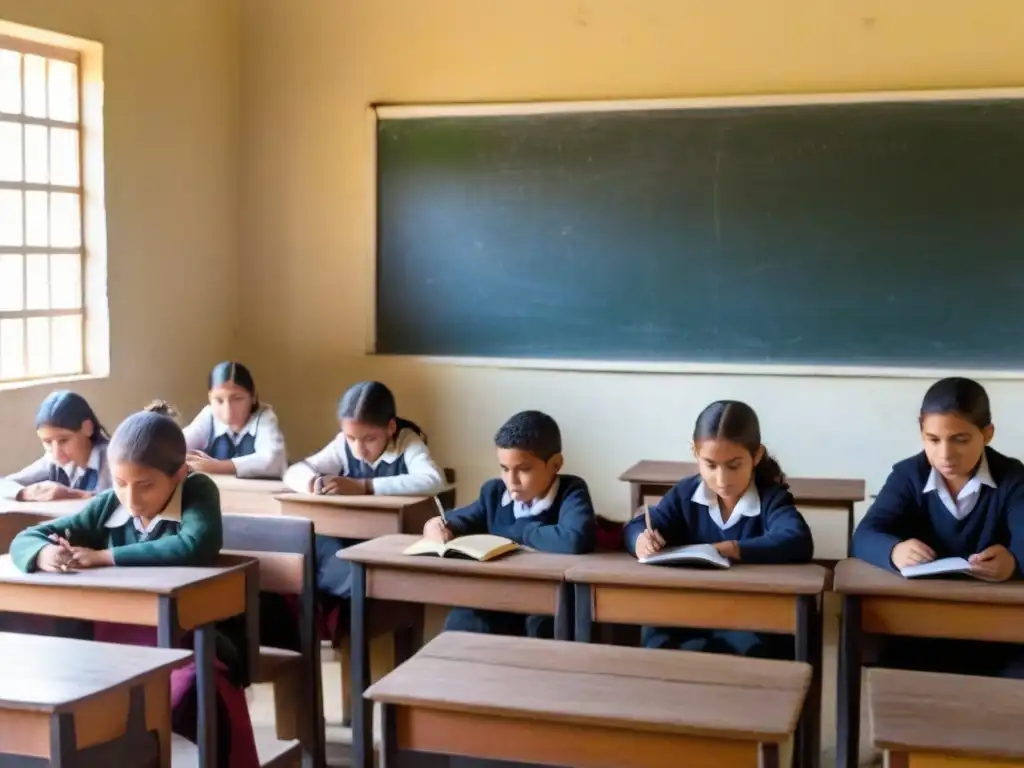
xmin=366 ymin=631 xmax=810 ymax=768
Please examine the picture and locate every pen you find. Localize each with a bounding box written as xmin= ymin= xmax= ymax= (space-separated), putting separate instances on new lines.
xmin=434 ymin=496 xmax=448 ymax=524
xmin=643 ymin=504 xmax=653 ymax=533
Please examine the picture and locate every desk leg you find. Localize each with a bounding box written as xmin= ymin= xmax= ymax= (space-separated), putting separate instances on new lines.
xmin=573 ymin=584 xmax=593 ymax=643
xmin=554 ymin=582 xmax=573 ymax=641
xmin=381 ymin=702 xmax=397 ymax=768
xmin=837 ymin=595 xmax=863 ymax=768
xmin=351 ymin=564 xmax=373 ymax=768
xmin=794 ymin=595 xmax=822 ymax=768
xmin=760 ymin=742 xmax=780 ymax=768
xmin=194 ymin=625 xmax=218 ymax=768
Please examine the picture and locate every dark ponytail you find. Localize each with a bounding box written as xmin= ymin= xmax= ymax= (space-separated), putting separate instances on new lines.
xmin=692 ymin=400 xmax=787 ymax=488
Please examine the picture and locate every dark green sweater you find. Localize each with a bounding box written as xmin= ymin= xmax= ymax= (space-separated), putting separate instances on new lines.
xmin=10 ymin=472 xmax=223 ymax=572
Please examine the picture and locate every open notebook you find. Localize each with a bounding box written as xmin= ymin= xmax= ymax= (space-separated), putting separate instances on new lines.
xmin=899 ymin=557 xmax=976 ymax=580
xmin=403 ymin=534 xmax=519 ymax=562
xmin=639 ymin=543 xmax=731 ymax=569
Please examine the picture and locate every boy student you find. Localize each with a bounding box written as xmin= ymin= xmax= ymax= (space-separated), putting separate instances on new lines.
xmin=423 ymin=410 xmax=596 ymax=637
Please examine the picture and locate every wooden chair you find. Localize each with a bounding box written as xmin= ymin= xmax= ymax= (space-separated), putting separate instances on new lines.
xmin=222 ymin=514 xmax=324 ymax=768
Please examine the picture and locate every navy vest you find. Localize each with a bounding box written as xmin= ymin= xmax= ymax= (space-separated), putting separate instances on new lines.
xmin=343 ymin=418 xmax=425 ymax=479
xmin=48 ymin=453 xmax=101 ymax=491
xmin=206 ymin=413 xmax=259 ymax=460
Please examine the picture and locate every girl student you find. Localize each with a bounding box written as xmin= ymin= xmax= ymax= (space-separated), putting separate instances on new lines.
xmin=283 ymin=380 xmax=446 ymax=600
xmin=9 ymin=404 xmax=259 ymax=766
xmin=851 ymin=376 xmax=1024 ymax=678
xmin=0 ymin=391 xmax=111 ymax=501
xmin=182 ymin=361 xmax=288 ymax=479
xmin=625 ymin=399 xmax=814 ymax=658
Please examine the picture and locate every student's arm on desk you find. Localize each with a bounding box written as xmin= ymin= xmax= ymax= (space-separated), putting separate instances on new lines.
xmin=623 ymin=485 xmax=690 ymax=556
xmin=282 ymin=439 xmax=344 ymax=493
xmin=9 ymin=496 xmax=111 ymax=571
xmin=0 ymin=456 xmax=51 ymax=500
xmin=511 ymin=479 xmax=596 ymax=555
xmin=231 ymin=408 xmax=287 ymax=479
xmin=850 ymin=467 xmax=917 ymax=572
xmin=182 ymin=407 xmax=213 ymax=453
xmin=738 ymin=488 xmax=814 ymax=564
xmin=444 ymin=483 xmax=492 ymax=537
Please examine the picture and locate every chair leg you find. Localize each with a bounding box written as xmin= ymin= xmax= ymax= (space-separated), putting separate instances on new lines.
xmin=339 ymin=636 xmax=352 ymax=729
xmin=272 ymin=672 xmax=302 ymax=742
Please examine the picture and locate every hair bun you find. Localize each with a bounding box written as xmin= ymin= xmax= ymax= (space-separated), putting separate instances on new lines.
xmin=144 ymin=399 xmax=179 ymax=421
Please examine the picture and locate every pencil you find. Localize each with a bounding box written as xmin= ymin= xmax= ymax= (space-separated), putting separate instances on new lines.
xmin=643 ymin=504 xmax=652 ymax=533
xmin=433 ymin=496 xmax=448 ymax=524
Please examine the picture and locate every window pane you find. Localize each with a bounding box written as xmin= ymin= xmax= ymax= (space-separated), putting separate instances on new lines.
xmin=0 ymin=121 xmax=21 ymax=181
xmin=0 ymin=190 xmax=22 ymax=246
xmin=26 ymin=316 xmax=50 ymax=377
xmin=25 ymin=190 xmax=47 ymax=247
xmin=50 ymin=192 xmax=80 ymax=247
xmin=0 ymin=253 xmax=22 ymax=310
xmin=24 ymin=124 xmax=48 ymax=183
xmin=50 ymin=127 xmax=79 ymax=186
xmin=0 ymin=318 xmax=25 ymax=380
xmin=23 ymin=54 xmax=46 ymax=118
xmin=0 ymin=50 xmax=20 ymax=115
xmin=51 ymin=314 xmax=81 ymax=374
xmin=25 ymin=252 xmax=49 ymax=310
xmin=50 ymin=252 xmax=81 ymax=309
xmin=47 ymin=59 xmax=78 ymax=123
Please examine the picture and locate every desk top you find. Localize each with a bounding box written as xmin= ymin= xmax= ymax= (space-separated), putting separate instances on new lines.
xmin=868 ymin=667 xmax=1024 ymax=759
xmin=565 ymin=552 xmax=831 ymax=595
xmin=0 ymin=631 xmax=191 ymax=712
xmin=0 ymin=499 xmax=89 ymax=516
xmin=209 ymin=476 xmax=289 ymax=495
xmin=275 ymin=492 xmax=436 ymax=510
xmin=834 ymin=557 xmax=1024 ymax=604
xmin=619 ymin=460 xmax=865 ymax=503
xmin=366 ymin=631 xmax=809 ymax=741
xmin=340 ymin=534 xmax=581 ymax=581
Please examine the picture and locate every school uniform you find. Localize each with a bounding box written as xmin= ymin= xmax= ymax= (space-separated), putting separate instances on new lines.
xmin=442 ymin=474 xmax=597 ymax=637
xmin=10 ymin=473 xmax=259 ymax=767
xmin=624 ymin=475 xmax=814 ymax=658
xmin=851 ymin=447 xmax=1024 ymax=679
xmin=0 ymin=441 xmax=111 ymax=500
xmin=283 ymin=419 xmax=445 ymax=599
xmin=183 ymin=404 xmax=287 ymax=479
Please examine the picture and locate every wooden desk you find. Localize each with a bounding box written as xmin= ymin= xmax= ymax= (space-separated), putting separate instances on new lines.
xmin=0 ymin=631 xmax=191 ymax=766
xmin=567 ymin=553 xmax=830 ymax=768
xmin=366 ymin=631 xmax=809 ymax=768
xmin=0 ymin=554 xmax=259 ymax=768
xmin=0 ymin=498 xmax=90 ymax=516
xmin=834 ymin=557 xmax=1024 ymax=768
xmin=868 ymin=667 xmax=1024 ymax=768
xmin=274 ymin=492 xmax=439 ymax=538
xmin=619 ymin=460 xmax=866 ymax=554
xmin=341 ymin=534 xmax=581 ymax=768
xmin=208 ymin=476 xmax=289 ymax=515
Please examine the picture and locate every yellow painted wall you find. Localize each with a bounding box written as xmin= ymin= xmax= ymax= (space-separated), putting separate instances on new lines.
xmin=0 ymin=0 xmax=240 ymax=467
xmin=238 ymin=0 xmax=1024 ymax=555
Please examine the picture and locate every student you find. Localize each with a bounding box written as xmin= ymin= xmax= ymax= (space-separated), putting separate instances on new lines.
xmin=0 ymin=390 xmax=111 ymax=501
xmin=9 ymin=405 xmax=259 ymax=766
xmin=182 ymin=361 xmax=287 ymax=479
xmin=423 ymin=410 xmax=596 ymax=637
xmin=624 ymin=400 xmax=813 ymax=658
xmin=851 ymin=377 xmax=1024 ymax=678
xmin=283 ymin=380 xmax=445 ymax=599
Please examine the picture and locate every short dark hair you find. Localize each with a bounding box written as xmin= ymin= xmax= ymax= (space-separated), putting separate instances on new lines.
xmin=920 ymin=377 xmax=991 ymax=429
xmin=494 ymin=411 xmax=562 ymax=461
xmin=338 ymin=381 xmax=397 ymax=428
xmin=107 ymin=411 xmax=186 ymax=476
xmin=693 ymin=400 xmax=786 ymax=487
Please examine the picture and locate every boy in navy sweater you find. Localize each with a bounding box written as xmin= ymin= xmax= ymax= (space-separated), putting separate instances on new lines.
xmin=422 ymin=410 xmax=596 ymax=637
xmin=852 ymin=377 xmax=1024 ymax=678
xmin=624 ymin=400 xmax=813 ymax=658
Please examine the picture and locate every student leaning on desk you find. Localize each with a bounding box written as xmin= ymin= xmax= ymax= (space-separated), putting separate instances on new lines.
xmin=422 ymin=410 xmax=597 ymax=638
xmin=851 ymin=376 xmax=1024 ymax=679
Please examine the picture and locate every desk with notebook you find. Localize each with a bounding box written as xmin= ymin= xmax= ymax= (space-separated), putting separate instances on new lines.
xmin=273 ymin=492 xmax=441 ymax=538
xmin=366 ymin=631 xmax=809 ymax=768
xmin=834 ymin=557 xmax=1024 ymax=768
xmin=566 ymin=552 xmax=829 ymax=768
xmin=209 ymin=476 xmax=289 ymax=515
xmin=0 ymin=554 xmax=259 ymax=768
xmin=340 ymin=534 xmax=582 ymax=768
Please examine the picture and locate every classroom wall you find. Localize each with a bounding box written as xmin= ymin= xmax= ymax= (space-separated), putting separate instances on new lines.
xmin=238 ymin=0 xmax=1024 ymax=554
xmin=0 ymin=0 xmax=240 ymax=468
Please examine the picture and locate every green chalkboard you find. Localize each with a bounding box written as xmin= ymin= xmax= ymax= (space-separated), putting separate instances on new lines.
xmin=376 ymin=99 xmax=1024 ymax=367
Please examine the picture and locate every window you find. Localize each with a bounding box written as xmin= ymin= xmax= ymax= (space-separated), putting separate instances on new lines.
xmin=0 ymin=37 xmax=84 ymax=382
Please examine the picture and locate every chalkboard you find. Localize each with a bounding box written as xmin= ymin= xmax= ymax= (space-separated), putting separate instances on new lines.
xmin=376 ymin=98 xmax=1024 ymax=367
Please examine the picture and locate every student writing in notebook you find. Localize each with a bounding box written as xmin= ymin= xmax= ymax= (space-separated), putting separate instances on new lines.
xmin=624 ymin=400 xmax=813 ymax=658
xmin=851 ymin=377 xmax=1024 ymax=677
xmin=423 ymin=410 xmax=596 ymax=637
xmin=182 ymin=361 xmax=287 ymax=479
xmin=0 ymin=391 xmax=111 ymax=501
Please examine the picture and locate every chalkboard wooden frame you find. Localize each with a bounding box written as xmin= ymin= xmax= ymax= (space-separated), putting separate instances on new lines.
xmin=370 ymin=86 xmax=1024 ymax=379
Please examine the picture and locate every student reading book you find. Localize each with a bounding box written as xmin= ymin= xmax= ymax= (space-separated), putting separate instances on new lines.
xmin=421 ymin=410 xmax=596 ymax=637
xmin=623 ymin=400 xmax=813 ymax=659
xmin=851 ymin=377 xmax=1024 ymax=678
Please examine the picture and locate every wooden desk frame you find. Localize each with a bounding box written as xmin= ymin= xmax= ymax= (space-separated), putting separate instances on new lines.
xmin=348 ymin=562 xmax=573 ymax=768
xmin=574 ymin=581 xmax=822 ymax=768
xmin=274 ymin=494 xmax=438 ymax=539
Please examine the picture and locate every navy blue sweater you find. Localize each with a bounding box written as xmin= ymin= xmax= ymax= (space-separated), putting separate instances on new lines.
xmin=851 ymin=447 xmax=1024 ymax=576
xmin=623 ymin=475 xmax=814 ymax=564
xmin=445 ymin=474 xmax=596 ymax=555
